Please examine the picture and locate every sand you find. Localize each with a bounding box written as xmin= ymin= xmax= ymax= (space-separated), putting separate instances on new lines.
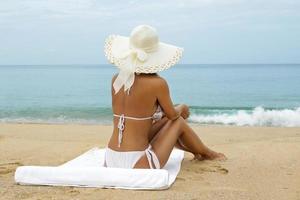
xmin=0 ymin=123 xmax=300 ymax=200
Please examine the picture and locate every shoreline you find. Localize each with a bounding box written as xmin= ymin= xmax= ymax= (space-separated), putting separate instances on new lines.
xmin=1 ymin=121 xmax=300 ymax=128
xmin=1 ymin=123 xmax=300 ymax=199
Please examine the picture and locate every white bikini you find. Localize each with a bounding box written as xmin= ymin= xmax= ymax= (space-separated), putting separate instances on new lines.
xmin=104 ymin=105 xmax=164 ymax=169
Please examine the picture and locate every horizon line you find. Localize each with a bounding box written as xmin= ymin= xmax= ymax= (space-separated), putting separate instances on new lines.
xmin=0 ymin=63 xmax=300 ymax=66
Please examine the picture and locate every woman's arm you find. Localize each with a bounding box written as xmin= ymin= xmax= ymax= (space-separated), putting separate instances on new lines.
xmin=156 ymin=78 xmax=181 ymax=121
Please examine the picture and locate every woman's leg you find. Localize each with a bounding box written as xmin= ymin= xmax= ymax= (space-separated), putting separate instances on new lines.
xmin=134 ymin=116 xmax=226 ymax=169
xmin=149 ymin=116 xmax=192 ymax=153
xmin=148 ymin=117 xmax=168 ymax=142
xmin=148 ymin=104 xmax=183 ymax=142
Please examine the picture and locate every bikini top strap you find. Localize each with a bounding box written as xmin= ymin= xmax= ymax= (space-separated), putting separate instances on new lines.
xmin=113 ymin=114 xmax=153 ymax=120
xmin=113 ymin=105 xmax=163 ymax=148
xmin=114 ymin=113 xmax=153 ymax=148
xmin=113 ymin=104 xmax=163 ymax=121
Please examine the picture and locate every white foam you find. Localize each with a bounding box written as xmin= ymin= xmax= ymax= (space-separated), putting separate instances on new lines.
xmin=0 ymin=116 xmax=110 ymax=125
xmin=189 ymin=107 xmax=300 ymax=127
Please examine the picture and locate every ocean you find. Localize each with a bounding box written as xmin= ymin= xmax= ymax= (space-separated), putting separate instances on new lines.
xmin=1 ymin=64 xmax=300 ymax=127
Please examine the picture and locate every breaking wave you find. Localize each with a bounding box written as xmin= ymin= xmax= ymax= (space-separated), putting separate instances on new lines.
xmin=189 ymin=107 xmax=300 ymax=127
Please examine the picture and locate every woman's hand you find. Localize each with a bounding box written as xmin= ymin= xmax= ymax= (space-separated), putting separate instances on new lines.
xmin=175 ymin=104 xmax=190 ymax=119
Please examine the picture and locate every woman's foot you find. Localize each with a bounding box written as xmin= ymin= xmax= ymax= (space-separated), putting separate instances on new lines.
xmin=193 ymin=150 xmax=227 ymax=161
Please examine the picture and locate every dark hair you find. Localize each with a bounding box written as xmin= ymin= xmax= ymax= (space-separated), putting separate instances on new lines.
xmin=136 ymin=72 xmax=157 ymax=75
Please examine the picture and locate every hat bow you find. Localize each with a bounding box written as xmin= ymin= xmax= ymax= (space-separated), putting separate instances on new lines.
xmin=113 ymin=47 xmax=148 ymax=95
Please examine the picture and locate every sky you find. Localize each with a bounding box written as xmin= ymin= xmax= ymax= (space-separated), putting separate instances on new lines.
xmin=0 ymin=0 xmax=299 ymax=65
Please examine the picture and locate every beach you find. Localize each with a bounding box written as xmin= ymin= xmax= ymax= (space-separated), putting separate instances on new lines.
xmin=2 ymin=0 xmax=300 ymax=198
xmin=1 ymin=123 xmax=299 ymax=200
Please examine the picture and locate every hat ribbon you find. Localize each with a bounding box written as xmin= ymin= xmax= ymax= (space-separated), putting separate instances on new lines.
xmin=113 ymin=48 xmax=148 ymax=95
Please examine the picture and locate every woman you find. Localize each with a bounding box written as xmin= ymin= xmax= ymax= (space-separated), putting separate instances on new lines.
xmin=103 ymin=25 xmax=226 ymax=169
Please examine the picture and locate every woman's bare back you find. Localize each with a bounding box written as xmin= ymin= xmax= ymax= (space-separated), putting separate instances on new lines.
xmin=107 ymin=73 xmax=165 ymax=151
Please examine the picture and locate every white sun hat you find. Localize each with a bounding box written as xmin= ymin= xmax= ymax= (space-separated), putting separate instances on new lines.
xmin=104 ymin=24 xmax=184 ymax=95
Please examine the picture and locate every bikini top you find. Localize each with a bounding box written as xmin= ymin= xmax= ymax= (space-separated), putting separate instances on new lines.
xmin=113 ymin=105 xmax=164 ymax=148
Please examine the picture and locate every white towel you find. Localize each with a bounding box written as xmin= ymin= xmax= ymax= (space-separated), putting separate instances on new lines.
xmin=15 ymin=147 xmax=184 ymax=190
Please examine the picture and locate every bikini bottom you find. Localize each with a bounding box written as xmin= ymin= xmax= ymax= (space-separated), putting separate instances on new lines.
xmin=104 ymin=144 xmax=160 ymax=169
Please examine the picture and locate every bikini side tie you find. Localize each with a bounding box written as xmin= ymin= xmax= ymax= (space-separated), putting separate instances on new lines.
xmin=145 ymin=144 xmax=160 ymax=169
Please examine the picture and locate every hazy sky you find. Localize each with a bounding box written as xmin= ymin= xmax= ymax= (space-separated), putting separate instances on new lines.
xmin=0 ymin=0 xmax=299 ymax=64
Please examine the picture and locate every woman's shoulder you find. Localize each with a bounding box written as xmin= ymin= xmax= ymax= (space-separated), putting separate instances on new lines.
xmin=142 ymin=74 xmax=168 ymax=88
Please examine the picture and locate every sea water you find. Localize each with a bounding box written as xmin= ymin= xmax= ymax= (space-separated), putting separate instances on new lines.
xmin=0 ymin=64 xmax=300 ymax=127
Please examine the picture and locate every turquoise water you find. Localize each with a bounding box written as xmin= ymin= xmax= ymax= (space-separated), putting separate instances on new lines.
xmin=1 ymin=64 xmax=300 ymax=126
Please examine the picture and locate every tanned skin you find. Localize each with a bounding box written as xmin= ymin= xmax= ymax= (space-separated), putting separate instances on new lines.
xmin=107 ymin=72 xmax=226 ymax=169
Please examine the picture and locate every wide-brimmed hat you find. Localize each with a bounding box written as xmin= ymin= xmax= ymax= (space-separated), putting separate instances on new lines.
xmin=104 ymin=25 xmax=184 ymax=94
